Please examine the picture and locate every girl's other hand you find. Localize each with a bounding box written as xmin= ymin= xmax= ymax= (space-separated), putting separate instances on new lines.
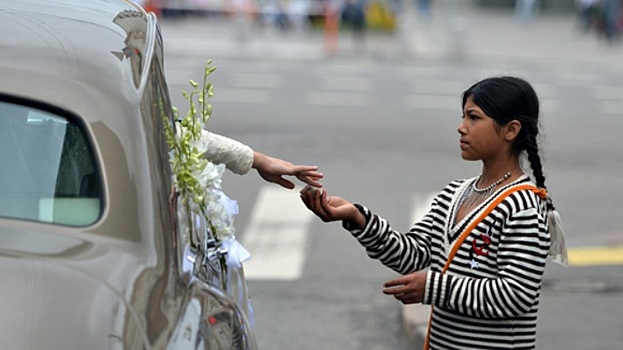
xmin=382 ymin=271 xmax=427 ymax=305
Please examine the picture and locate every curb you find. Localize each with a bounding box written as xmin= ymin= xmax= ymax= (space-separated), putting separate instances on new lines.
xmin=401 ymin=304 xmax=430 ymax=349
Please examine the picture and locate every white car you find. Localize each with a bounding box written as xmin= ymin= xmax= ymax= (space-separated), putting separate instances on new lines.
xmin=0 ymin=0 xmax=257 ymax=348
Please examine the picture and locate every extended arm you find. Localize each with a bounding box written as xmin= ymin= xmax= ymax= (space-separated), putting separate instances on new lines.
xmin=201 ymin=130 xmax=323 ymax=189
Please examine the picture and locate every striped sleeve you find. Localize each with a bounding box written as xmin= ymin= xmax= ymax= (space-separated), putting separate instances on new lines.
xmin=424 ymin=206 xmax=550 ymax=318
xmin=342 ymin=204 xmax=433 ymax=274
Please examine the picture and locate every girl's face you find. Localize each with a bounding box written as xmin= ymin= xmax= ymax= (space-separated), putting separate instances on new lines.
xmin=457 ymin=96 xmax=510 ymax=162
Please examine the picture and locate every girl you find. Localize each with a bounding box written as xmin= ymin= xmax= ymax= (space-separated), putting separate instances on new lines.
xmin=300 ymin=76 xmax=566 ymax=349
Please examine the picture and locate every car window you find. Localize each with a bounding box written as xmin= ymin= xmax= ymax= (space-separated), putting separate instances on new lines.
xmin=0 ymin=100 xmax=101 ymax=226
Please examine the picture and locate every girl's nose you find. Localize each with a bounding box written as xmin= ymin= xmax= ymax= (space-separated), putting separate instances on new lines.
xmin=457 ymin=120 xmax=466 ymax=135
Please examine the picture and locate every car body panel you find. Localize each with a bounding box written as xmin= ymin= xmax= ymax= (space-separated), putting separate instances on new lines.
xmin=0 ymin=0 xmax=256 ymax=348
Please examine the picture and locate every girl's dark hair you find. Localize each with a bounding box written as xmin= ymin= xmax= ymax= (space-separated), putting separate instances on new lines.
xmin=461 ymin=76 xmax=547 ymax=190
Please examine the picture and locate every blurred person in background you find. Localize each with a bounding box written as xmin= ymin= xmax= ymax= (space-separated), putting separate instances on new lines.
xmin=262 ymin=0 xmax=292 ymax=31
xmin=577 ymin=0 xmax=600 ymax=32
xmin=341 ymin=0 xmax=367 ymax=48
xmin=417 ymin=0 xmax=432 ymax=20
xmin=515 ymin=0 xmax=540 ymax=23
xmin=603 ymin=0 xmax=622 ymax=41
xmin=577 ymin=0 xmax=622 ymax=42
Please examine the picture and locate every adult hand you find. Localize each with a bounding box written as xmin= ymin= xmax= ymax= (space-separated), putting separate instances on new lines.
xmin=253 ymin=152 xmax=324 ymax=189
xmin=382 ymin=271 xmax=427 ymax=305
xmin=299 ymin=186 xmax=365 ymax=227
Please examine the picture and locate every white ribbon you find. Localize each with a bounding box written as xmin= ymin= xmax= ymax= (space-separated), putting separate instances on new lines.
xmin=221 ymin=237 xmax=254 ymax=327
xmin=547 ymin=210 xmax=568 ymax=266
xmin=221 ymin=237 xmax=251 ymax=269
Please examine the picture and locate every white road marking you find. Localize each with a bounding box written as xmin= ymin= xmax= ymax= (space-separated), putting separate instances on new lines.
xmin=540 ymin=98 xmax=560 ymax=114
xmin=410 ymin=192 xmax=438 ymax=224
xmin=533 ymin=82 xmax=555 ymax=94
xmin=404 ymin=94 xmax=460 ymax=110
xmin=241 ymin=186 xmax=313 ymax=280
xmin=593 ymin=85 xmax=623 ymax=100
xmin=592 ymin=84 xmax=623 ymax=114
xmin=410 ymin=80 xmax=465 ymax=95
xmin=307 ymin=91 xmax=367 ymax=106
xmin=320 ymin=60 xmax=376 ymax=74
xmin=232 ymin=73 xmax=283 ymax=89
xmin=556 ymin=72 xmax=600 ymax=86
xmin=319 ymin=77 xmax=372 ymax=92
xmin=211 ymin=88 xmax=271 ymax=103
xmin=599 ymin=100 xmax=623 ymax=115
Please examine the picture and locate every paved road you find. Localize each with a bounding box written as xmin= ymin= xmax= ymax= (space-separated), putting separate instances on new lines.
xmin=159 ymin=1 xmax=623 ymax=348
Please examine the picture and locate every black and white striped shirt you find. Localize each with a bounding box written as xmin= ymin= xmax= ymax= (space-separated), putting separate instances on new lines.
xmin=344 ymin=175 xmax=550 ymax=349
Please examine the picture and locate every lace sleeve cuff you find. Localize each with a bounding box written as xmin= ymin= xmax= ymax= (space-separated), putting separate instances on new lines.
xmin=200 ymin=130 xmax=254 ymax=175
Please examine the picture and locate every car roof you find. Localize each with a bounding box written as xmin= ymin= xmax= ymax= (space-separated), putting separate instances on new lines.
xmin=0 ymin=0 xmax=157 ymax=121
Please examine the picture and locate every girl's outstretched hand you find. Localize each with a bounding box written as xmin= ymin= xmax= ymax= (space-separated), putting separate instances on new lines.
xmin=382 ymin=271 xmax=427 ymax=305
xmin=299 ymin=186 xmax=365 ymax=227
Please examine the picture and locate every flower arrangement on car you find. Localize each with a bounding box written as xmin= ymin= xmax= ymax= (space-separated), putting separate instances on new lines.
xmin=163 ymin=60 xmax=253 ymax=324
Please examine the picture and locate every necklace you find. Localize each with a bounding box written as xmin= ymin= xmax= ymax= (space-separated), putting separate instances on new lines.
xmin=459 ymin=172 xmax=511 ymax=209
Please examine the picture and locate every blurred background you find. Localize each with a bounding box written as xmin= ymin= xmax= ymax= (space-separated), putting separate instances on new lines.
xmin=137 ymin=0 xmax=622 ymax=349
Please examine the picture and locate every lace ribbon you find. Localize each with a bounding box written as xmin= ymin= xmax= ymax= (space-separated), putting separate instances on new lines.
xmin=535 ymin=188 xmax=568 ymax=266
xmin=221 ymin=237 xmax=255 ymax=327
xmin=547 ymin=209 xmax=568 ymax=266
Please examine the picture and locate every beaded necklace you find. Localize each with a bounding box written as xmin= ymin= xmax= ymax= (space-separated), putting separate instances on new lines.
xmin=459 ymin=172 xmax=511 ymax=209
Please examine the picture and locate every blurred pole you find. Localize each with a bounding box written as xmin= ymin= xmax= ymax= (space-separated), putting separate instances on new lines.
xmin=324 ymin=0 xmax=340 ymax=55
xmin=397 ymin=0 xmax=415 ymax=57
xmin=232 ymin=0 xmax=255 ymax=46
xmin=443 ymin=0 xmax=468 ymax=60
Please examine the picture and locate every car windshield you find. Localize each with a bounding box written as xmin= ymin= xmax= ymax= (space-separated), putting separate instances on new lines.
xmin=0 ymin=101 xmax=101 ymax=226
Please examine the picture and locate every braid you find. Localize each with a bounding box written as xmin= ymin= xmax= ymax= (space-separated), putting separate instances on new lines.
xmin=525 ymin=134 xmax=545 ymax=188
xmin=525 ymin=134 xmax=556 ymax=210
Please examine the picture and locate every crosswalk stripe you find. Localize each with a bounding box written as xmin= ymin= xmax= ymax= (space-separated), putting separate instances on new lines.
xmin=231 ymin=73 xmax=283 ymax=89
xmin=410 ymin=192 xmax=438 ymax=224
xmin=409 ymin=80 xmax=465 ymax=95
xmin=211 ymin=87 xmax=271 ymax=103
xmin=592 ymin=85 xmax=623 ymax=100
xmin=404 ymin=95 xmax=459 ymax=110
xmin=241 ymin=186 xmax=313 ymax=280
xmin=319 ymin=76 xmax=372 ymax=92
xmin=307 ymin=91 xmax=367 ymax=106
xmin=599 ymin=100 xmax=623 ymax=115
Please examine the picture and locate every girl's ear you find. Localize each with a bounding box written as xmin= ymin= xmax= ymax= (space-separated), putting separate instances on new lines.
xmin=504 ymin=120 xmax=522 ymax=142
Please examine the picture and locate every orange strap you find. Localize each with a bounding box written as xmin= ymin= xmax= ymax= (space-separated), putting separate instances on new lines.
xmin=423 ymin=184 xmax=546 ymax=349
